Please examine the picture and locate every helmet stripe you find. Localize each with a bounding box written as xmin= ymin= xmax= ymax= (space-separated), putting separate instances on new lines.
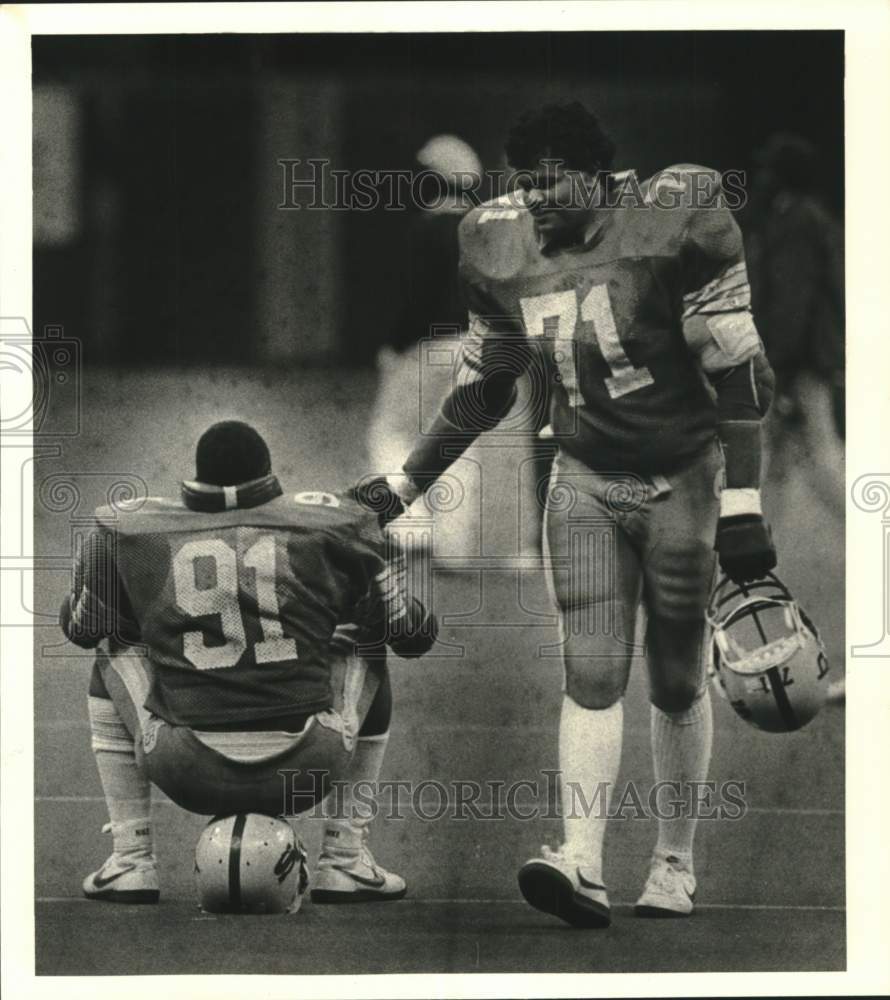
xmin=228 ymin=813 xmax=247 ymax=912
xmin=765 ymin=666 xmax=798 ymax=731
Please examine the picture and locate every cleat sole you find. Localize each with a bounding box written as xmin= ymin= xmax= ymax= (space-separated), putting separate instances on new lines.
xmin=518 ymin=862 xmax=610 ymax=929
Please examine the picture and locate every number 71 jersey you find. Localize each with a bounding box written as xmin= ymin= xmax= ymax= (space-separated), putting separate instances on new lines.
xmin=458 ymin=165 xmax=761 ymax=474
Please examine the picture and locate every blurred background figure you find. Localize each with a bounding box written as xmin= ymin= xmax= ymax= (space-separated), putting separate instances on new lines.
xmin=743 ymin=133 xmax=845 ymax=515
xmin=367 ymin=134 xmax=555 ymax=564
xmin=368 ymin=133 xmax=478 ymax=457
xmin=743 ymin=133 xmax=846 ymax=704
xmin=367 ymin=134 xmax=483 ymax=561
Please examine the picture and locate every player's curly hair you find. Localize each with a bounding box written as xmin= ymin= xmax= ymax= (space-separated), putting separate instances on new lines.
xmin=505 ymin=101 xmax=616 ymax=175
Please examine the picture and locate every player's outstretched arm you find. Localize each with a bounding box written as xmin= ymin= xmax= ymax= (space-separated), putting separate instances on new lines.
xmin=351 ymin=316 xmax=526 ymax=526
xmin=401 ymin=314 xmax=526 ymax=498
xmin=358 ymin=201 xmax=534 ymax=514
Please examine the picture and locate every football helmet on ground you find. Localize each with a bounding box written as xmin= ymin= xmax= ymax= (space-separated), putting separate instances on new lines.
xmin=707 ymin=572 xmax=830 ymax=732
xmin=195 ymin=813 xmax=308 ymax=914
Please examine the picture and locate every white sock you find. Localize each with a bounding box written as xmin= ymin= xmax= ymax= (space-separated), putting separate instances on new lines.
xmin=88 ymin=696 xmax=153 ymax=857
xmin=559 ymin=696 xmax=623 ymax=883
xmin=650 ymin=689 xmax=713 ymax=871
xmin=323 ymin=732 xmax=389 ymax=856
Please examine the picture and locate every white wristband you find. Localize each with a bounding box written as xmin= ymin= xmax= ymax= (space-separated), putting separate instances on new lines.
xmin=386 ymin=473 xmax=420 ymax=506
xmin=720 ymin=487 xmax=762 ymax=517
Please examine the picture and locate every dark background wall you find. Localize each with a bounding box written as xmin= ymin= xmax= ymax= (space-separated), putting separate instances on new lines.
xmin=33 ymin=31 xmax=844 ymax=366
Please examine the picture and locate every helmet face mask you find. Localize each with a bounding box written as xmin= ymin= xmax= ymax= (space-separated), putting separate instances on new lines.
xmin=707 ymin=573 xmax=831 ymax=733
xmin=195 ymin=813 xmax=309 ymax=915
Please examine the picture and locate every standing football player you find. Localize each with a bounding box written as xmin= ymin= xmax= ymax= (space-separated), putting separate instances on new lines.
xmin=355 ymin=102 xmax=776 ymax=926
xmin=61 ymin=420 xmax=437 ymax=905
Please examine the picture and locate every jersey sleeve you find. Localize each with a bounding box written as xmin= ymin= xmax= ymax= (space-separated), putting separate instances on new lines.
xmin=675 ymin=172 xmax=764 ymax=375
xmin=664 ymin=168 xmax=773 ymax=496
xmin=354 ymin=552 xmax=437 ymax=659
xmin=328 ymin=501 xmax=436 ymax=658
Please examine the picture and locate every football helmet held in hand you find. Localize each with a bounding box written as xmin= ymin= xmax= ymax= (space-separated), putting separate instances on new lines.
xmin=707 ymin=572 xmax=830 ymax=732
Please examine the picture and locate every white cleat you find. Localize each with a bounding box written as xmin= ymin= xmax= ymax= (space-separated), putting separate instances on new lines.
xmin=635 ymin=853 xmax=696 ymax=918
xmin=82 ymin=853 xmax=159 ymax=904
xmin=311 ymin=841 xmax=407 ymax=904
xmin=517 ymin=845 xmax=611 ymax=928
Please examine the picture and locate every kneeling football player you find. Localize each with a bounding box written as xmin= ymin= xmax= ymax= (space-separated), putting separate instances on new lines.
xmin=60 ymin=420 xmax=437 ymax=905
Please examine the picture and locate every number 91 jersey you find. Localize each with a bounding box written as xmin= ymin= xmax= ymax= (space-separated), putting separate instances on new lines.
xmin=458 ymin=165 xmax=761 ymax=474
xmin=93 ymin=491 xmax=386 ymax=728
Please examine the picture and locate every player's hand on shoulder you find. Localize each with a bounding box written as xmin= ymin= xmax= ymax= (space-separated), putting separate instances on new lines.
xmin=348 ymin=473 xmax=419 ymax=528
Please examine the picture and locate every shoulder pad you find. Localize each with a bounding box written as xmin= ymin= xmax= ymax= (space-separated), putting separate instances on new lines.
xmin=287 ymin=488 xmax=372 ymax=527
xmin=281 ymin=489 xmax=384 ymax=551
xmin=292 ymin=490 xmax=342 ymax=509
xmin=459 ymin=195 xmax=532 ymax=284
xmin=465 ymin=192 xmax=527 ymax=225
xmin=94 ymin=494 xmax=180 ymax=527
xmin=642 ymin=164 xmax=725 ymax=209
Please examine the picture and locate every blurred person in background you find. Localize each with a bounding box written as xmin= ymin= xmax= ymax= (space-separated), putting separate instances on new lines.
xmin=368 ymin=134 xmax=554 ymax=562
xmin=744 ymin=134 xmax=845 ymax=704
xmin=367 ymin=134 xmax=479 ymax=561
xmin=744 ymin=133 xmax=845 ymax=512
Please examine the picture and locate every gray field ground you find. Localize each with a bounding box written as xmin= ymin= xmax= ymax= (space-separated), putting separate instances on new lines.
xmin=33 ymin=367 xmax=845 ymax=975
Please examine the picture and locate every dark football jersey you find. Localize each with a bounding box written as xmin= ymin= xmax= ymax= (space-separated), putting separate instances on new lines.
xmin=455 ymin=165 xmax=763 ymax=474
xmin=78 ymin=490 xmax=396 ymax=727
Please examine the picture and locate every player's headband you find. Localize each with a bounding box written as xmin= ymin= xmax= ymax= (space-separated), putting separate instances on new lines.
xmin=181 ymin=474 xmax=283 ymax=513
